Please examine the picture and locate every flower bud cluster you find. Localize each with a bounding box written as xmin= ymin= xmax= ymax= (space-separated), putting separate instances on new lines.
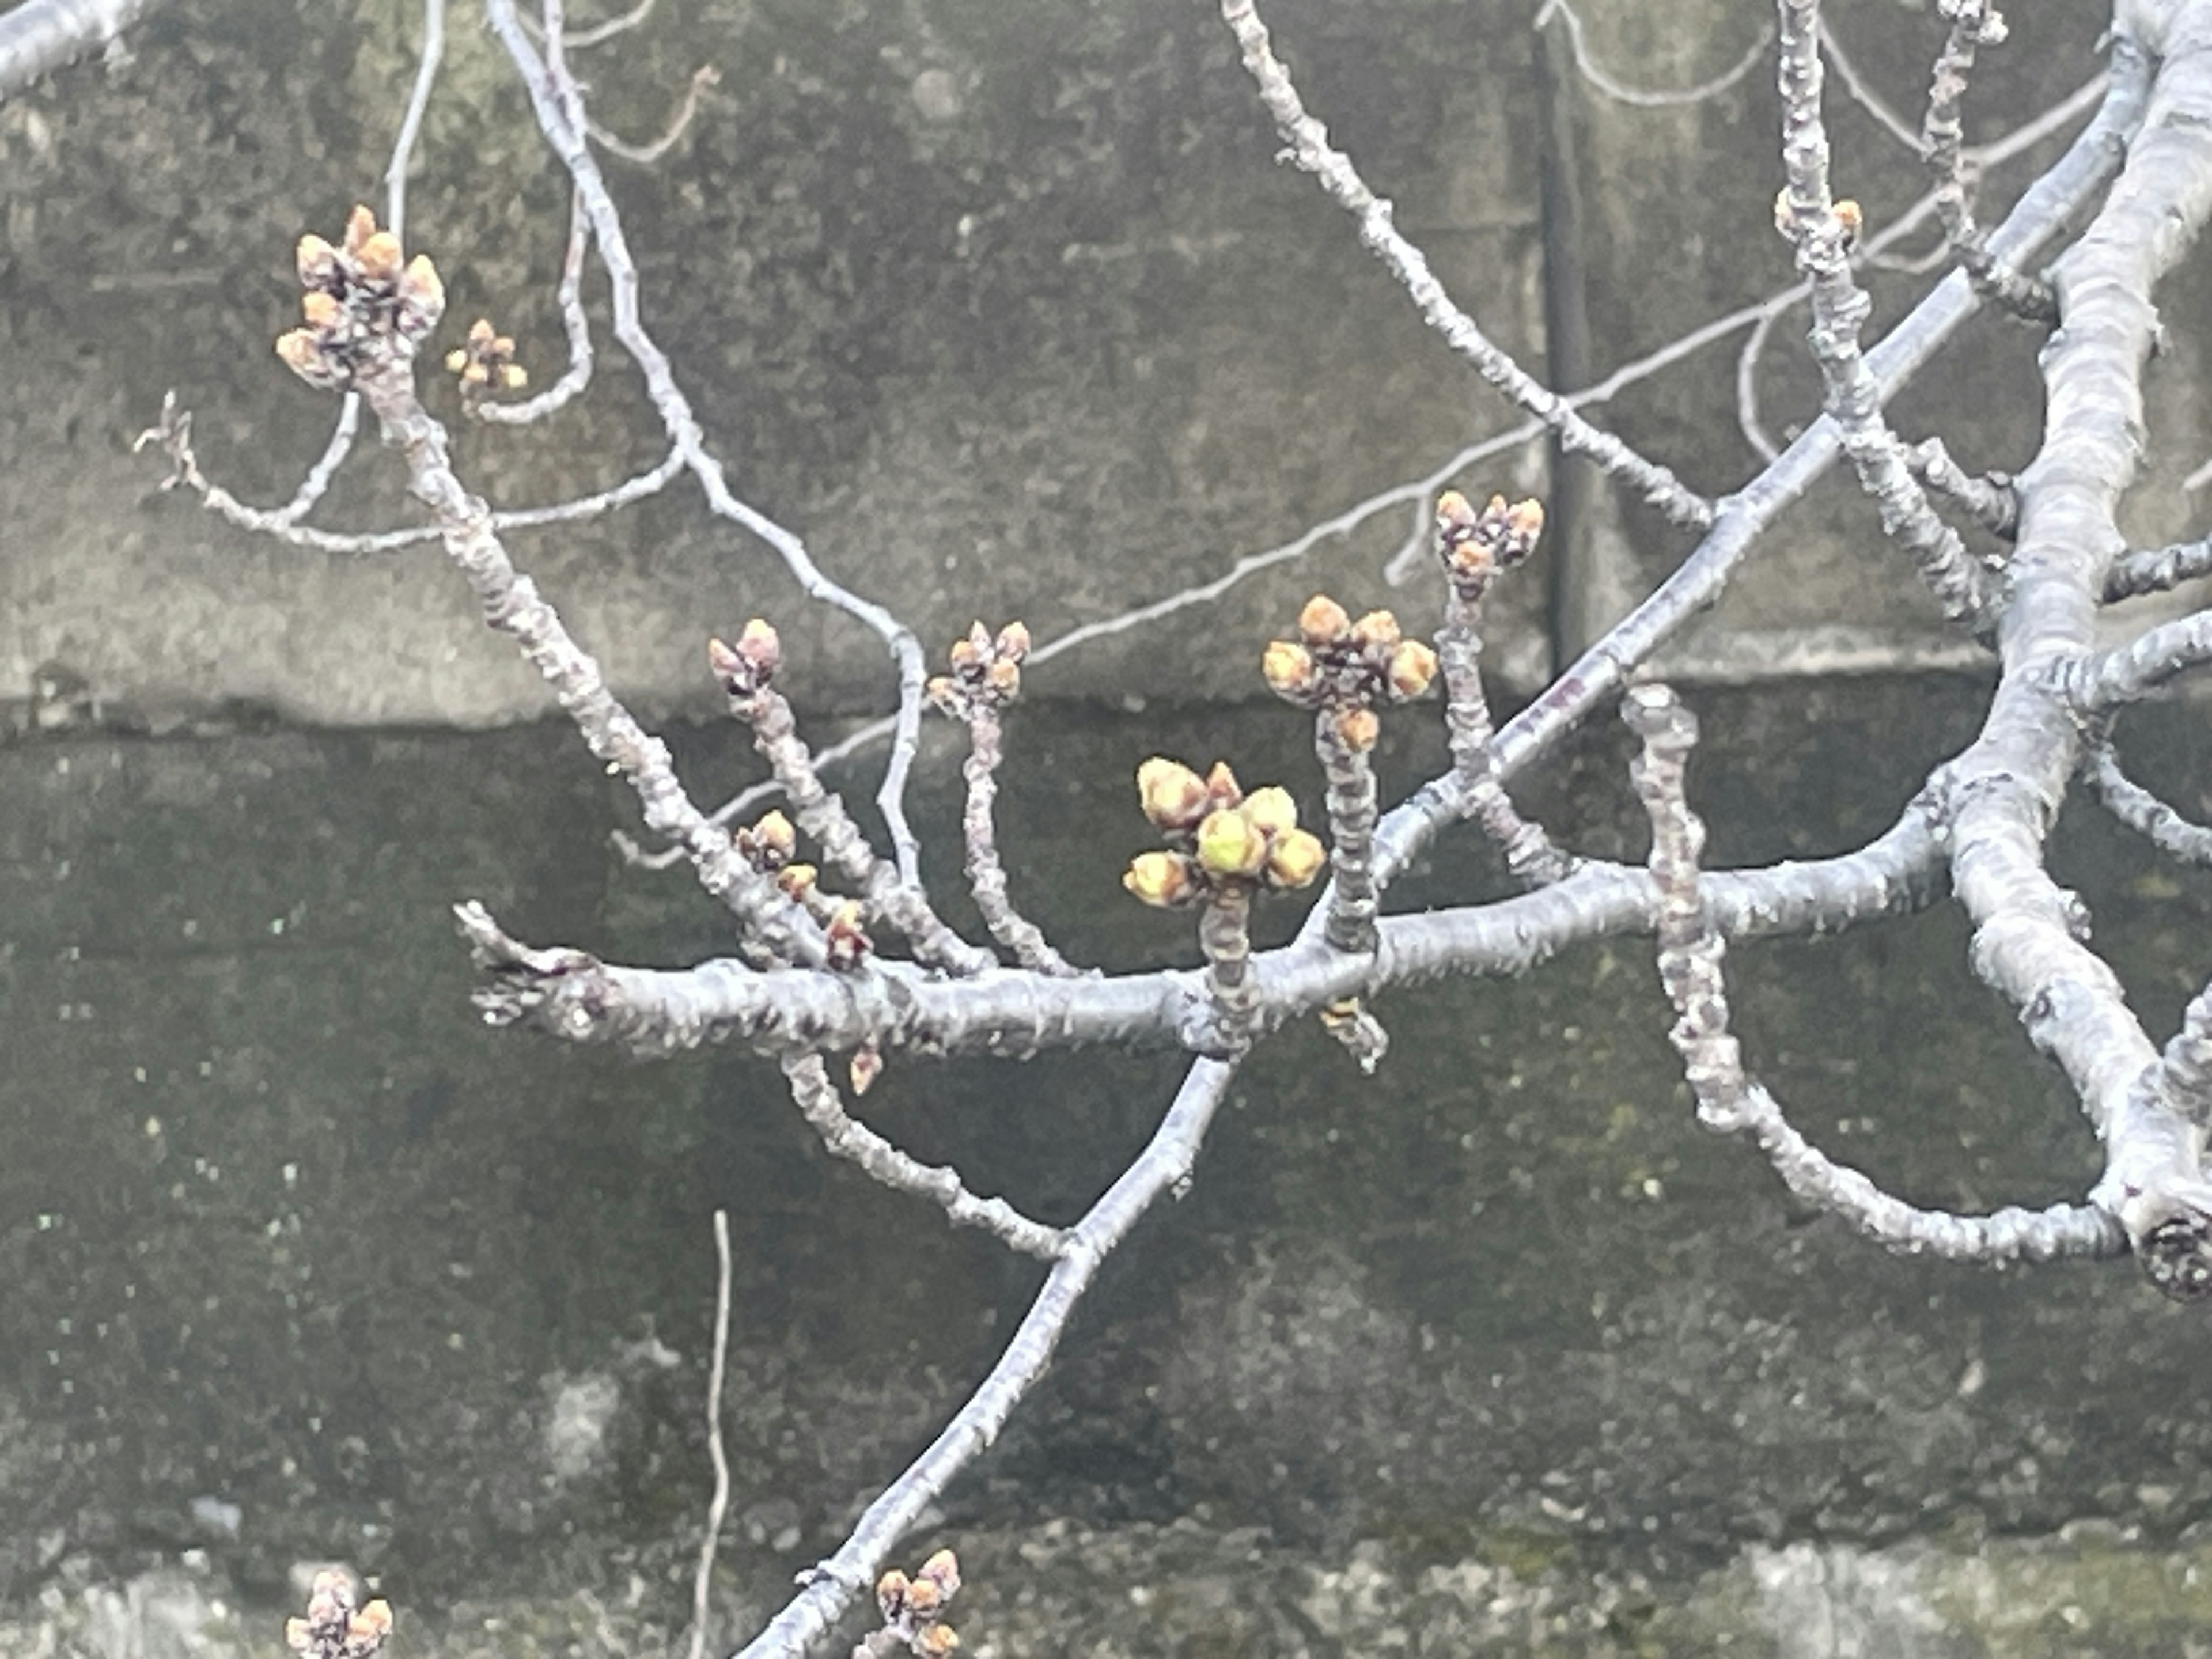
xmin=285 ymin=1569 xmax=391 ymax=1659
xmin=1261 ymin=593 xmax=1439 ymax=754
xmin=927 ymin=620 xmax=1031 ymax=718
xmin=1434 ymin=490 xmax=1544 ymax=600
xmin=732 ymin=808 xmax=821 ymax=900
xmin=275 ymin=206 xmax=445 ymax=392
xmin=706 ymin=619 xmax=783 ymax=700
xmin=1123 ymin=758 xmax=1326 ymax=907
xmin=444 ymin=317 xmax=528 ymax=396
xmin=874 ymin=1548 xmax=963 ymax=1655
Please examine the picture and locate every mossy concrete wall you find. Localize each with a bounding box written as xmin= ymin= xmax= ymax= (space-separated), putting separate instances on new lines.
xmin=3 ymin=0 xmax=2202 ymax=732
xmin=5 ymin=684 xmax=2212 ymax=1653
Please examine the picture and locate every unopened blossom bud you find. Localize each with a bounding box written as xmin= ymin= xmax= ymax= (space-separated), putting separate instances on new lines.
xmin=350 ymin=1602 xmax=393 ymax=1648
xmin=877 ymin=1570 xmax=911 ymax=1622
xmin=777 ymin=862 xmax=818 ymax=897
xmin=1202 ymin=760 xmax=1243 ymax=810
xmin=994 ymin=621 xmax=1031 ymax=661
xmin=915 ymin=1628 xmax=960 ymax=1656
xmin=825 ymin=900 xmax=871 ymax=968
xmin=398 ymin=253 xmax=445 ymax=336
xmin=1386 ymin=639 xmax=1438 ymax=699
xmin=1195 ymin=807 xmax=1268 ymax=879
xmin=948 ymin=635 xmax=983 ymax=673
xmin=903 ymin=1576 xmax=943 ymax=1616
xmin=926 ymin=673 xmax=959 ymax=711
xmin=1435 ymin=488 xmax=1476 ymax=530
xmin=849 ymin=1044 xmax=883 ymax=1097
xmin=1241 ymin=785 xmax=1297 ymax=840
xmin=1123 ymin=850 xmax=1195 ymax=907
xmin=750 ymin=810 xmax=795 ymax=862
xmin=1351 ymin=609 xmax=1400 ymax=652
xmin=1502 ymin=498 xmax=1545 ymax=558
xmin=1261 ymin=639 xmax=1316 ymax=700
xmin=275 ymin=329 xmax=338 ymax=388
xmin=1266 ymin=826 xmax=1327 ymax=889
xmin=357 ymin=229 xmax=404 ymax=283
xmin=985 ymin=657 xmax=1021 ymax=696
xmin=296 ymin=233 xmax=340 ymax=290
xmin=916 ymin=1550 xmax=961 ymax=1598
xmin=1137 ymin=757 xmax=1209 ymax=831
xmin=1832 ymin=199 xmax=1863 ymax=244
xmin=301 ymin=290 xmax=343 ymax=330
xmin=343 ymin=204 xmax=378 ymax=257
xmin=1336 ymin=706 xmax=1380 ymax=753
xmin=1298 ymin=593 xmax=1351 ymax=646
xmin=737 ymin=618 xmax=781 ymax=673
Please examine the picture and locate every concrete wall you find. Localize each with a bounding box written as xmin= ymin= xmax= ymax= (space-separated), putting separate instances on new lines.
xmin=0 ymin=0 xmax=2200 ymax=731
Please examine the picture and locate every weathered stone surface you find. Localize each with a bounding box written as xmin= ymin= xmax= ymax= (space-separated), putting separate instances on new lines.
xmin=1 ymin=0 xmax=2194 ymax=730
xmin=5 ymin=682 xmax=2212 ymax=1649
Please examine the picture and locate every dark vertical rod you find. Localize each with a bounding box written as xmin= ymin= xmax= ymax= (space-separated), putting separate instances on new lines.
xmin=1533 ymin=5 xmax=1599 ymax=676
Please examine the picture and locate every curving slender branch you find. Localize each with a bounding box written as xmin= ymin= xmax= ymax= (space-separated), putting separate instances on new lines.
xmin=734 ymin=1059 xmax=1236 ymax=1658
xmin=486 ymin=0 xmax=938 ymax=889
xmin=1624 ymin=683 xmax=2121 ymax=1262
xmin=1774 ymin=0 xmax=2002 ymax=629
xmin=2082 ymin=737 xmax=2212 ymax=866
xmin=1217 ymin=0 xmax=1715 ymax=532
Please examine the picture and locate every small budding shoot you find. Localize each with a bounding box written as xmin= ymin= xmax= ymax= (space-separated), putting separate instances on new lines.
xmin=927 ymin=620 xmax=1031 ymax=717
xmin=707 ymin=619 xmax=783 ymax=699
xmin=285 ymin=1569 xmax=391 ymax=1659
xmin=275 ymin=205 xmax=445 ymax=393
xmin=872 ymin=1548 xmax=964 ymax=1656
xmin=445 ymin=317 xmax=529 ymax=395
xmin=1435 ymin=490 xmax=1544 ymax=598
xmin=1123 ymin=756 xmax=1324 ymax=907
xmin=1263 ymin=591 xmax=1438 ymax=751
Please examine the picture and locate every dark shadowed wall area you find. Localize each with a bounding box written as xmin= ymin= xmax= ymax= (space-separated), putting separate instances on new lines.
xmin=5 ymin=0 xmax=2212 ymax=1655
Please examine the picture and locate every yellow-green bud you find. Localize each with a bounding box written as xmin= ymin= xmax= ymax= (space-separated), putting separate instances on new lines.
xmin=1336 ymin=706 xmax=1380 ymax=753
xmin=749 ymin=810 xmax=796 ymax=861
xmin=1123 ymin=850 xmax=1195 ymax=907
xmin=1266 ymin=827 xmax=1327 ymax=889
xmin=1137 ymin=757 xmax=1209 ymax=831
xmin=1242 ymin=786 xmax=1298 ymax=840
xmin=1195 ymin=807 xmax=1268 ymax=879
xmin=1351 ymin=609 xmax=1401 ymax=652
xmin=1298 ymin=593 xmax=1351 ymax=646
xmin=1262 ymin=639 xmax=1316 ymax=699
xmin=1386 ymin=639 xmax=1439 ymax=700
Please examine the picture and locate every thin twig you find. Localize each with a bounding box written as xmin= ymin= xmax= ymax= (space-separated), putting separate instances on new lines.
xmin=1774 ymin=0 xmax=2001 ymax=629
xmin=2104 ymin=533 xmax=2212 ymax=601
xmin=476 ymin=187 xmax=599 ymax=425
xmin=1906 ymin=435 xmax=2018 ymax=540
xmin=1921 ymin=0 xmax=2058 ymax=323
xmin=1218 ymin=0 xmax=1714 ymax=532
xmin=735 ymin=1060 xmax=1234 ymax=1658
xmin=2083 ymin=738 xmax=2212 ymax=867
xmin=1623 ymin=683 xmax=2120 ymax=1262
xmin=782 ymin=1055 xmax=1065 ymax=1261
xmin=488 ymin=0 xmax=937 ymax=887
xmin=1534 ymin=0 xmax=1770 ymax=110
xmin=687 ymin=1209 xmax=733 ymax=1659
xmin=588 ymin=63 xmax=718 ymax=164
